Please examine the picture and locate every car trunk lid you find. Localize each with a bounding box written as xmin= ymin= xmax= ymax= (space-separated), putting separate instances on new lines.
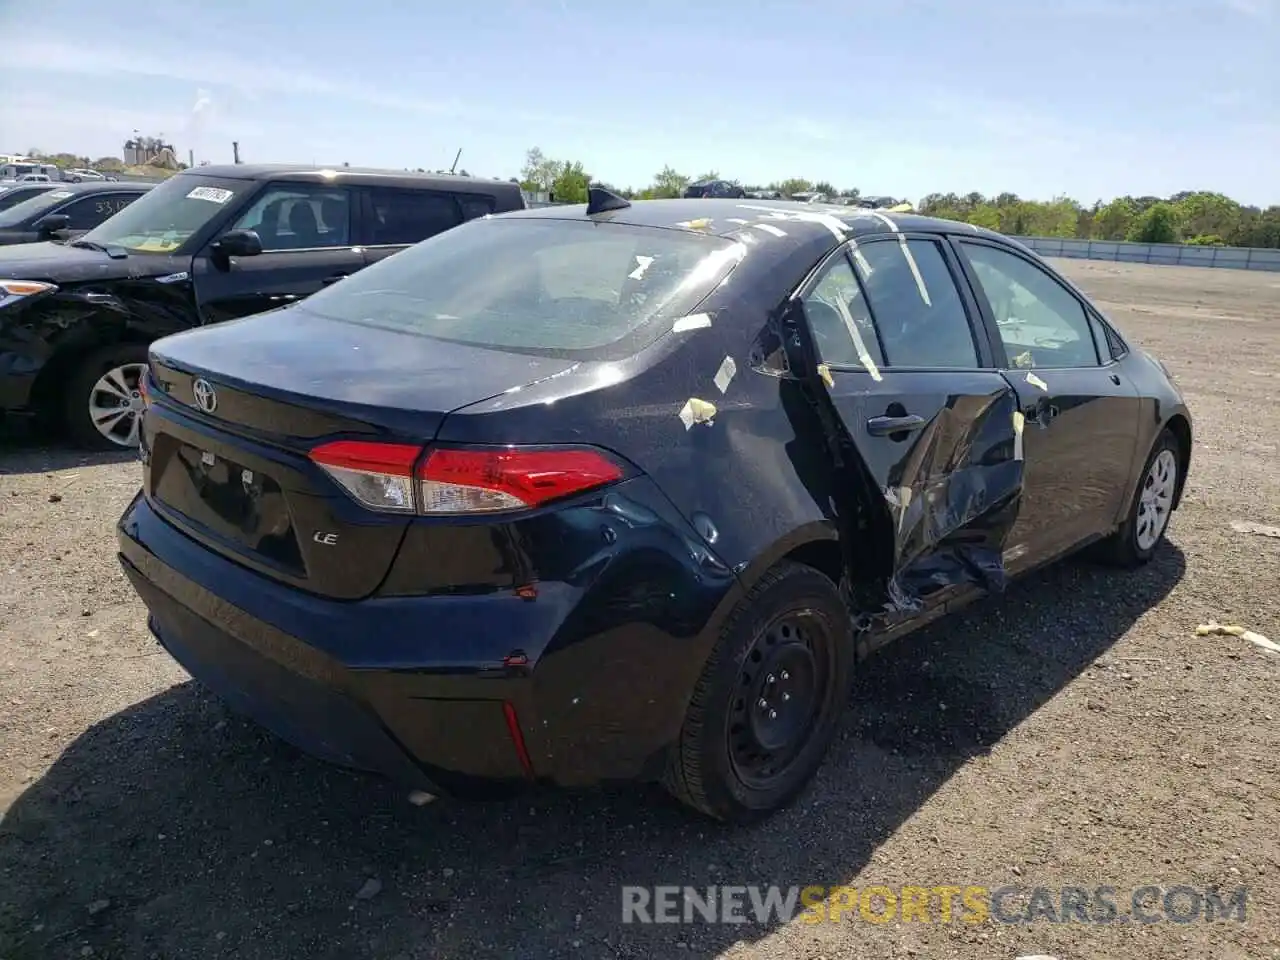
xmin=142 ymin=306 xmax=578 ymax=599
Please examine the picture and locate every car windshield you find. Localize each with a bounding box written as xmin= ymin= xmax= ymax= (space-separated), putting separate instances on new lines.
xmin=0 ymin=186 xmax=53 ymax=212
xmin=78 ymin=174 xmax=252 ymax=254
xmin=302 ymin=217 xmax=743 ymax=360
xmin=0 ymin=189 xmax=76 ymax=227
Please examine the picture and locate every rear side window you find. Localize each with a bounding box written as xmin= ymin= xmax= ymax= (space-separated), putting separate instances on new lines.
xmin=366 ymin=188 xmax=463 ymax=245
xmin=301 ymin=217 xmax=743 ymax=360
xmin=802 ymin=255 xmax=885 ymax=370
xmin=458 ymin=195 xmax=495 ymax=221
xmin=853 ymin=238 xmax=979 ymax=368
xmin=59 ymin=193 xmax=140 ymax=229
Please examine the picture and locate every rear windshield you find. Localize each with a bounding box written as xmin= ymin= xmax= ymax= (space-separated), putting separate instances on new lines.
xmin=301 ymin=217 xmax=743 ymax=360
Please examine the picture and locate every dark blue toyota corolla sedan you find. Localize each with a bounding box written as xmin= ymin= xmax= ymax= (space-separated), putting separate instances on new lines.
xmin=117 ymin=190 xmax=1192 ymax=823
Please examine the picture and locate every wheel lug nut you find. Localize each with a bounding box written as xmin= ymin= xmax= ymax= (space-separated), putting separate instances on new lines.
xmin=768 ymin=710 xmax=777 ymax=720
xmin=757 ymin=698 xmax=768 ymax=709
xmin=766 ymin=674 xmax=775 ymax=684
xmin=782 ymin=692 xmax=790 ymax=701
xmin=780 ymin=670 xmax=790 ymax=681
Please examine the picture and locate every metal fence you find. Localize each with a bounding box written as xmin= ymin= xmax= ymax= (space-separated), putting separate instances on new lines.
xmin=1013 ymin=236 xmax=1280 ymax=272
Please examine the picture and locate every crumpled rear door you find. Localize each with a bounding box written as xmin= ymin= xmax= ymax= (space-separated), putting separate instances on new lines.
xmin=777 ymin=246 xmax=1026 ymax=621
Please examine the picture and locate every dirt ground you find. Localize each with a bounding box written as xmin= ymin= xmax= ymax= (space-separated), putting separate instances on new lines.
xmin=1 ymin=260 xmax=1278 ymax=960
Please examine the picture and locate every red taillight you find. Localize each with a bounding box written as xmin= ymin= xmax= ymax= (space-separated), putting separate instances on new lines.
xmin=418 ymin=447 xmax=624 ymax=515
xmin=309 ymin=442 xmax=624 ymax=515
xmin=309 ymin=440 xmax=423 ymax=513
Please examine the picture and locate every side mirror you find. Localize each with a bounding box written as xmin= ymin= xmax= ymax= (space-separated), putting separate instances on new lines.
xmin=36 ymin=214 xmax=71 ymax=239
xmin=212 ymin=229 xmax=263 ymax=259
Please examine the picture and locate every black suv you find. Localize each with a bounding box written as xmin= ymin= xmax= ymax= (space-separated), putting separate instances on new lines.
xmin=0 ymin=164 xmax=525 ymax=448
xmin=0 ymin=181 xmax=152 ymax=246
xmin=683 ymin=179 xmax=746 ymax=199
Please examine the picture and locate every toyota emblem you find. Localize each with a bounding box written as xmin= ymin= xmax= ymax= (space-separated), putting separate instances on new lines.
xmin=192 ymin=378 xmax=218 ymax=413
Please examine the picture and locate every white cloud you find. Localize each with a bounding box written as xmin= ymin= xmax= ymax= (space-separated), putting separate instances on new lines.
xmin=1221 ymin=0 xmax=1273 ymax=16
xmin=1 ymin=39 xmax=464 ymax=118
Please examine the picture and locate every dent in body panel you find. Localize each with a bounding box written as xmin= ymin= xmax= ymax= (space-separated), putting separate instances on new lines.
xmin=872 ymin=388 xmax=1024 ymax=618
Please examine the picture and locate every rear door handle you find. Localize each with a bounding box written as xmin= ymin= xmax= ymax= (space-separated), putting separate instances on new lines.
xmin=321 ymin=273 xmax=349 ymax=285
xmin=867 ymin=414 xmax=927 ymax=437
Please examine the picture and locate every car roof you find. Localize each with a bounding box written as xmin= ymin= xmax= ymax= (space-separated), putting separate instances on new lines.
xmin=181 ymin=164 xmax=520 ymax=195
xmin=41 ymin=181 xmax=153 ymax=195
xmin=502 ymin=197 xmax=1004 ymax=244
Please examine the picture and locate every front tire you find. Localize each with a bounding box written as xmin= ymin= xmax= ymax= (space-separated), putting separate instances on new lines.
xmin=1099 ymin=427 xmax=1181 ymax=567
xmin=663 ymin=561 xmax=855 ymax=823
xmin=63 ymin=344 xmax=150 ymax=450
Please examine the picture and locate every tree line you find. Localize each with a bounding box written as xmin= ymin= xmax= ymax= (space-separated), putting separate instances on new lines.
xmin=519 ymin=147 xmax=1280 ymax=249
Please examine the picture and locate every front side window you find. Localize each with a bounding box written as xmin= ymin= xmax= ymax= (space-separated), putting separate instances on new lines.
xmin=301 ymin=217 xmax=743 ymax=360
xmin=853 ymin=238 xmax=979 ymax=368
xmin=801 ymin=254 xmax=885 ymax=371
xmin=365 ymin=188 xmax=463 ymax=245
xmin=959 ymin=241 xmax=1100 ymax=368
xmin=78 ymin=174 xmax=255 ymax=254
xmin=231 ymin=183 xmax=351 ymax=251
xmin=58 ymin=193 xmax=142 ymax=230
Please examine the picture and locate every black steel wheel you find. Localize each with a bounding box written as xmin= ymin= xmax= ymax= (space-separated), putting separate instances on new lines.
xmin=664 ymin=561 xmax=855 ymax=823
xmin=728 ymin=611 xmax=834 ymax=790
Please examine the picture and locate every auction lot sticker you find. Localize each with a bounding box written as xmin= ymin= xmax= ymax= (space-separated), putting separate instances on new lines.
xmin=187 ymin=187 xmax=234 ymax=204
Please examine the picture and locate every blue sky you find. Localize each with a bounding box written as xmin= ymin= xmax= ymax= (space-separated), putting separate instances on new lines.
xmin=1 ymin=0 xmax=1276 ymax=205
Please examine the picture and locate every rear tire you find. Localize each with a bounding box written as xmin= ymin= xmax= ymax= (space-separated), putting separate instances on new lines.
xmin=1098 ymin=427 xmax=1181 ymax=567
xmin=663 ymin=561 xmax=855 ymax=824
xmin=63 ymin=343 xmax=150 ymax=450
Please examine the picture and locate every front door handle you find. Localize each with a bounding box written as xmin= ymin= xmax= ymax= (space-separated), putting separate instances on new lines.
xmin=867 ymin=414 xmax=927 ymax=437
xmin=321 ymin=273 xmax=349 ymax=285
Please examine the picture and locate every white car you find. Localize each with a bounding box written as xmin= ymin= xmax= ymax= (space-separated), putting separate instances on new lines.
xmin=66 ymin=168 xmax=106 ymax=182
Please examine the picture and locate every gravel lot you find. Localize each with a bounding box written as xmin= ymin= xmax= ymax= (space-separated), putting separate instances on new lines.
xmin=2 ymin=259 xmax=1278 ymax=960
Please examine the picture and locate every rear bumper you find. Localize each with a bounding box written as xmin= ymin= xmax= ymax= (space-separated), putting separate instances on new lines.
xmin=117 ymin=489 xmax=738 ymax=792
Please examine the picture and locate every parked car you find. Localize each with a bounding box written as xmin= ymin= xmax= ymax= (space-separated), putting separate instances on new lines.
xmin=117 ymin=192 xmax=1192 ymax=823
xmin=0 ymin=164 xmax=525 ymax=448
xmin=64 ymin=168 xmax=107 ymax=183
xmin=0 ymin=182 xmax=152 ymax=246
xmin=684 ymin=179 xmax=746 ymax=199
xmin=0 ymin=182 xmax=60 ymax=212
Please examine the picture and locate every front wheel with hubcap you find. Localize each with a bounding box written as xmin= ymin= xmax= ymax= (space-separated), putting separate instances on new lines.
xmin=664 ymin=561 xmax=855 ymax=823
xmin=64 ymin=344 xmax=150 ymax=449
xmin=1099 ymin=427 xmax=1182 ymax=567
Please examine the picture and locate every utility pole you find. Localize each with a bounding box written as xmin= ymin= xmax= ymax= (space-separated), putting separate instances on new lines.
xmin=232 ymin=141 xmax=241 ymax=164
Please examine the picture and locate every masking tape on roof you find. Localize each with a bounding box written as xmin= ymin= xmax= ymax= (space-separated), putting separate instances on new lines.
xmin=672 ymin=313 xmax=712 ymax=333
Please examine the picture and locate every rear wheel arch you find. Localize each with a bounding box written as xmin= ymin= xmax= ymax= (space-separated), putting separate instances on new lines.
xmin=1162 ymin=413 xmax=1192 ymax=508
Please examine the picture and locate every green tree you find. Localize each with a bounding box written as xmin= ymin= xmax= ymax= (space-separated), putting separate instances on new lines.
xmin=813 ymin=181 xmax=836 ymax=197
xmin=520 ymin=147 xmax=561 ymax=192
xmin=1128 ymin=202 xmax=1180 ymax=243
xmin=646 ymin=165 xmax=690 ymax=199
xmin=775 ymin=178 xmax=813 ymax=198
xmin=1093 ymin=198 xmax=1136 ymax=240
xmin=550 ymin=161 xmax=591 ymax=204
